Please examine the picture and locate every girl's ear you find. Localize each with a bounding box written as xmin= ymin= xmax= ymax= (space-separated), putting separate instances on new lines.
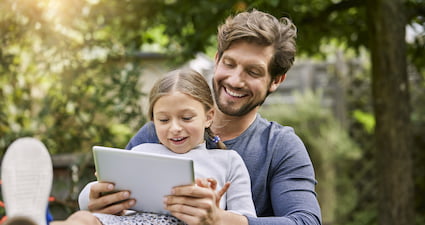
xmin=205 ymin=108 xmax=214 ymax=128
xmin=268 ymin=74 xmax=286 ymax=93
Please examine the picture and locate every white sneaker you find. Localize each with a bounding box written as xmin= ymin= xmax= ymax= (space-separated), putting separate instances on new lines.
xmin=1 ymin=137 xmax=53 ymax=225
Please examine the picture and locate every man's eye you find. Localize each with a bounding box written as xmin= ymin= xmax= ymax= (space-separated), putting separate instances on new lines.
xmin=249 ymin=70 xmax=260 ymax=76
xmin=222 ymin=60 xmax=234 ymax=67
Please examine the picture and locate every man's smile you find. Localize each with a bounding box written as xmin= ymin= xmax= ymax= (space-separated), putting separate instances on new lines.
xmin=223 ymin=86 xmax=247 ymax=98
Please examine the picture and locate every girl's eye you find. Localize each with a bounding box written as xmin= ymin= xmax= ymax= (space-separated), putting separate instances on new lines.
xmin=182 ymin=116 xmax=193 ymax=121
xmin=158 ymin=119 xmax=169 ymax=123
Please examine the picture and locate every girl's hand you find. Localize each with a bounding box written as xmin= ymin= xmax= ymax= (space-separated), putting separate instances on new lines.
xmin=88 ymin=182 xmax=136 ymax=215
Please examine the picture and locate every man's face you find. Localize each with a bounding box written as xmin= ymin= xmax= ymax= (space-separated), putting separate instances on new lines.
xmin=213 ymin=41 xmax=279 ymax=117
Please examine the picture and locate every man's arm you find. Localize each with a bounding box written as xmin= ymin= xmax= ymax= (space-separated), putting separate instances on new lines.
xmin=247 ymin=129 xmax=322 ymax=225
xmin=126 ymin=121 xmax=158 ymax=149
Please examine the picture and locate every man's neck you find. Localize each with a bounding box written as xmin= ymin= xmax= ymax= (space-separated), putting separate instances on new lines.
xmin=211 ymin=107 xmax=258 ymax=141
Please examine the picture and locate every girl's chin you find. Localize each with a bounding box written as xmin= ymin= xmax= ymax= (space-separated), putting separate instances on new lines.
xmin=167 ymin=145 xmax=191 ymax=154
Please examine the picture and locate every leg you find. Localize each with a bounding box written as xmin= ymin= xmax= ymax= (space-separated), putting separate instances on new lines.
xmin=3 ymin=211 xmax=102 ymax=225
xmin=1 ymin=138 xmax=102 ymax=225
xmin=2 ymin=217 xmax=38 ymax=225
xmin=1 ymin=137 xmax=53 ymax=225
xmin=50 ymin=211 xmax=102 ymax=225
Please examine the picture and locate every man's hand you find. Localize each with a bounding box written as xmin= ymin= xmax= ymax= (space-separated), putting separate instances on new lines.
xmin=87 ymin=182 xmax=136 ymax=215
xmin=197 ymin=178 xmax=231 ymax=207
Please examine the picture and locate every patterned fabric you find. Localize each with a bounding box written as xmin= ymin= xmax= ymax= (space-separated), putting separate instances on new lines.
xmin=94 ymin=212 xmax=187 ymax=225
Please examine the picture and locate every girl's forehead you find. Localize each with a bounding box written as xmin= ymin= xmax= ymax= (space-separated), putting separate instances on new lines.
xmin=154 ymin=92 xmax=203 ymax=109
xmin=157 ymin=91 xmax=198 ymax=102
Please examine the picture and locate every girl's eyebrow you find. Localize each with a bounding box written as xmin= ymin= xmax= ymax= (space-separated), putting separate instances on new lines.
xmin=154 ymin=111 xmax=168 ymax=114
xmin=155 ymin=108 xmax=198 ymax=115
xmin=180 ymin=109 xmax=198 ymax=114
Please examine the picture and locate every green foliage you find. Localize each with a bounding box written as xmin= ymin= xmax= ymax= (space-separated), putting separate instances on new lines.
xmin=352 ymin=110 xmax=375 ymax=134
xmin=344 ymin=207 xmax=377 ymax=225
xmin=0 ymin=60 xmax=146 ymax=155
xmin=139 ymin=0 xmax=424 ymax=64
xmin=260 ymin=90 xmax=362 ymax=224
xmin=0 ymin=0 xmax=148 ymax=155
xmin=1 ymin=0 xmax=424 ymax=222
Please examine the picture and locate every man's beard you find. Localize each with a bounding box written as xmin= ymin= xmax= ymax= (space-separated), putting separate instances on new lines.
xmin=212 ymin=81 xmax=267 ymax=117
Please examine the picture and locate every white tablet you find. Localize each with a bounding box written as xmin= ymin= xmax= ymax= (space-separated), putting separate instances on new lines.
xmin=92 ymin=146 xmax=194 ymax=214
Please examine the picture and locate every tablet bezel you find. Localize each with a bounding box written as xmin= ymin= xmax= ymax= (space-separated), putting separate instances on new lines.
xmin=92 ymin=145 xmax=194 ymax=214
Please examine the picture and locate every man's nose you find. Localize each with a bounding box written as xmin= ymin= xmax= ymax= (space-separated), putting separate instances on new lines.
xmin=227 ymin=67 xmax=245 ymax=88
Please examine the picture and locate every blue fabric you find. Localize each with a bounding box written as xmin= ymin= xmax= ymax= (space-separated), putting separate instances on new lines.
xmin=126 ymin=114 xmax=322 ymax=225
xmin=46 ymin=207 xmax=53 ymax=224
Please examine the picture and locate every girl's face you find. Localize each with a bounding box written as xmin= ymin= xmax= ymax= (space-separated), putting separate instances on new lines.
xmin=152 ymin=91 xmax=213 ymax=154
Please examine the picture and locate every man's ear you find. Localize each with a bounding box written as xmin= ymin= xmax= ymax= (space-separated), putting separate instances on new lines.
xmin=214 ymin=52 xmax=220 ymax=65
xmin=268 ymin=74 xmax=286 ymax=92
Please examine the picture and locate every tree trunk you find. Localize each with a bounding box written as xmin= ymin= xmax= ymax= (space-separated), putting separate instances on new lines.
xmin=366 ymin=0 xmax=414 ymax=225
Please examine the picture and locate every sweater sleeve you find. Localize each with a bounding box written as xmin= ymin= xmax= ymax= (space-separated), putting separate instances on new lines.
xmin=247 ymin=124 xmax=322 ymax=225
xmin=225 ymin=151 xmax=257 ymax=217
xmin=78 ymin=181 xmax=96 ymax=210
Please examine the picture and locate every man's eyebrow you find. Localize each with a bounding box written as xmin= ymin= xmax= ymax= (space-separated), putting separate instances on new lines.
xmin=249 ymin=63 xmax=265 ymax=68
xmin=247 ymin=63 xmax=267 ymax=71
xmin=221 ymin=54 xmax=267 ymax=72
xmin=221 ymin=55 xmax=234 ymax=61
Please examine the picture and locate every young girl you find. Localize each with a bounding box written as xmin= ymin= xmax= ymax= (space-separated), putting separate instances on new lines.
xmin=78 ymin=68 xmax=256 ymax=224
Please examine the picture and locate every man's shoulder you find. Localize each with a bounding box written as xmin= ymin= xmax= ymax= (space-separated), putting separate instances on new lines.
xmin=126 ymin=122 xmax=158 ymax=149
xmin=255 ymin=115 xmax=310 ymax=165
xmin=254 ymin=115 xmax=297 ymax=138
xmin=252 ymin=115 xmax=305 ymax=153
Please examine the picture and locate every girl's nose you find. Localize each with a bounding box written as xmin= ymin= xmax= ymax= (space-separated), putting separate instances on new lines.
xmin=170 ymin=120 xmax=182 ymax=132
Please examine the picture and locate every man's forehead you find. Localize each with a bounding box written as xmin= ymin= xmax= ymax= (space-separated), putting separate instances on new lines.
xmin=224 ymin=42 xmax=273 ymax=69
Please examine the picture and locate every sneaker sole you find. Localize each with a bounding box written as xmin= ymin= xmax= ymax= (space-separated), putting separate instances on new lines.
xmin=1 ymin=137 xmax=53 ymax=225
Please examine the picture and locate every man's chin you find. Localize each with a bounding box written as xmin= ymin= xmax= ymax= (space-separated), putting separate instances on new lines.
xmin=217 ymin=99 xmax=264 ymax=117
xmin=217 ymin=104 xmax=247 ymax=117
xmin=216 ymin=103 xmax=236 ymax=115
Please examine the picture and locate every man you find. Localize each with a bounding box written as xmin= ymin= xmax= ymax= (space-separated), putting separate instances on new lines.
xmin=81 ymin=9 xmax=322 ymax=225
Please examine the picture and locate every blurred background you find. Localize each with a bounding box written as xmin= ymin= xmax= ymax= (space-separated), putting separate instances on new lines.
xmin=0 ymin=0 xmax=424 ymax=225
